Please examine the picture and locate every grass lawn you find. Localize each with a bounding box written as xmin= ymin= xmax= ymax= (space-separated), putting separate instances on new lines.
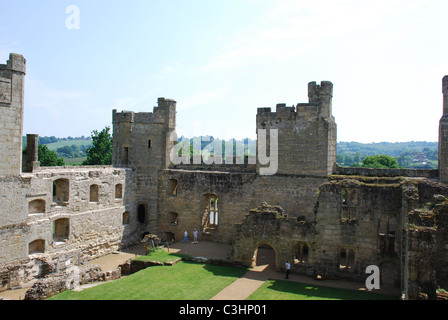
xmin=247 ymin=279 xmax=397 ymax=300
xmin=48 ymin=261 xmax=248 ymax=300
xmin=132 ymin=248 xmax=191 ymax=264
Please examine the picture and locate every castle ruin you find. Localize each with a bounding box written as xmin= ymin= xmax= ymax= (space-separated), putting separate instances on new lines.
xmin=1 ymin=53 xmax=448 ymax=299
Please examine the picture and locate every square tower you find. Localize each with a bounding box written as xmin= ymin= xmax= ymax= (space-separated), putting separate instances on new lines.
xmin=0 ymin=53 xmax=26 ymax=176
xmin=256 ymin=81 xmax=337 ymax=176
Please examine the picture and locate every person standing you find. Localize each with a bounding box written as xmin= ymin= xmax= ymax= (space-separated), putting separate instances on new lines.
xmin=193 ymin=229 xmax=198 ymax=243
xmin=285 ymin=261 xmax=291 ymax=279
xmin=184 ymin=230 xmax=188 ymax=243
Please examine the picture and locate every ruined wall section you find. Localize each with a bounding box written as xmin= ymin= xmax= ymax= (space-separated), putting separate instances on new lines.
xmin=231 ymin=202 xmax=316 ymax=271
xmin=0 ymin=53 xmax=26 ymax=176
xmin=256 ymin=81 xmax=336 ymax=177
xmin=0 ymin=166 xmax=135 ymax=290
xmin=312 ymin=177 xmax=405 ymax=282
xmin=113 ymin=98 xmax=176 ymax=236
xmin=158 ymin=169 xmax=326 ymax=244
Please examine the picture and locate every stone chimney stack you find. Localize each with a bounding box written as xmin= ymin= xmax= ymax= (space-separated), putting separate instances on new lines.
xmin=439 ymin=76 xmax=448 ymax=183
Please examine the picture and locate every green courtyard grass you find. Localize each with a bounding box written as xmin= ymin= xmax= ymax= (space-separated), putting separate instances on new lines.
xmin=49 ymin=261 xmax=248 ymax=300
xmin=247 ymin=279 xmax=397 ymax=300
xmin=48 ymin=249 xmax=397 ymax=301
xmin=132 ymin=248 xmax=190 ymax=264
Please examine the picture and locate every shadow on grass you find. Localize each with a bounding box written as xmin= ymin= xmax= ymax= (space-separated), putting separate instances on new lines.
xmin=134 ymin=248 xmax=248 ymax=279
xmin=202 ymin=263 xmax=248 ymax=278
xmin=255 ymin=279 xmax=397 ymax=300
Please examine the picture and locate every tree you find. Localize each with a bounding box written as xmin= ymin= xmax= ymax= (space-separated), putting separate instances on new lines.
xmin=362 ymin=155 xmax=400 ymax=169
xmin=38 ymin=144 xmax=65 ymax=167
xmin=82 ymin=126 xmax=112 ymax=165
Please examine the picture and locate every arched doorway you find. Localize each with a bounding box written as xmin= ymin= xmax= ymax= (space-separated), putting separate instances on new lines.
xmin=254 ymin=244 xmax=276 ymax=271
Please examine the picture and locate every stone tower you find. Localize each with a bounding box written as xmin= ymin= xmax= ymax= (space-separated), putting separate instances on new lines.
xmin=112 ymin=98 xmax=176 ymax=232
xmin=256 ymin=81 xmax=337 ymax=176
xmin=439 ymin=76 xmax=448 ymax=183
xmin=0 ymin=53 xmax=26 ymax=176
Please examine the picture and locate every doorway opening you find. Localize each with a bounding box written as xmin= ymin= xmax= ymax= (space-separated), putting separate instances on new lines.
xmin=254 ymin=244 xmax=276 ymax=271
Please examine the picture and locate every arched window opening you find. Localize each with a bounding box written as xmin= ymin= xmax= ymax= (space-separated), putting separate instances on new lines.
xmin=29 ymin=239 xmax=45 ymax=254
xmin=169 ymin=212 xmax=179 ymax=225
xmin=122 ymin=211 xmax=130 ymax=225
xmin=168 ymin=179 xmax=178 ymax=195
xmin=29 ymin=199 xmax=45 ymax=214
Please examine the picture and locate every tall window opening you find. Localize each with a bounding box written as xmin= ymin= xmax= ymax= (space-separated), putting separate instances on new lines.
xmin=138 ymin=204 xmax=147 ymax=224
xmin=53 ymin=178 xmax=69 ymax=204
xmin=124 ymin=147 xmax=129 ymax=165
xmin=53 ymin=218 xmax=70 ymax=242
xmin=122 ymin=211 xmax=130 ymax=225
xmin=90 ymin=184 xmax=99 ymax=202
xmin=169 ymin=212 xmax=179 ymax=225
xmin=168 ymin=179 xmax=178 ymax=195
xmin=202 ymin=194 xmax=219 ymax=232
xmin=115 ymin=184 xmax=123 ymax=199
xmin=295 ymin=243 xmax=309 ymax=264
xmin=339 ymin=247 xmax=355 ymax=270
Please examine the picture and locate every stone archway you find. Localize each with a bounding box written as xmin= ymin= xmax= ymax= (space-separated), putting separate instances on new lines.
xmin=253 ymin=243 xmax=277 ymax=271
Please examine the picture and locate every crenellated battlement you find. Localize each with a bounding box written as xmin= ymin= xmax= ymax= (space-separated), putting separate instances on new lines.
xmin=113 ymin=97 xmax=176 ymax=126
xmin=0 ymin=53 xmax=26 ymax=74
xmin=256 ymin=81 xmax=333 ymax=121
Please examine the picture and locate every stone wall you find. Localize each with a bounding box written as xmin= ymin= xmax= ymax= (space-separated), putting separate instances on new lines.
xmin=0 ymin=165 xmax=136 ymax=291
xmin=0 ymin=53 xmax=26 ymax=176
xmin=334 ymin=164 xmax=439 ymax=179
xmin=157 ymin=169 xmax=326 ymax=244
xmin=231 ymin=202 xmax=316 ymax=272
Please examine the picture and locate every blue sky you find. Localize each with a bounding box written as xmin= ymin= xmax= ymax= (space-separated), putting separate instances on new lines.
xmin=1 ymin=0 xmax=448 ymax=142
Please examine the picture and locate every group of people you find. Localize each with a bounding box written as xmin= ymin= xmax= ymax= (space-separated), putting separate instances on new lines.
xmin=183 ymin=229 xmax=199 ymax=244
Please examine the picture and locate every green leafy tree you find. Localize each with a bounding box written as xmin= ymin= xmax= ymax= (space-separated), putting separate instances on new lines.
xmin=38 ymin=144 xmax=65 ymax=166
xmin=362 ymin=155 xmax=400 ymax=169
xmin=82 ymin=126 xmax=112 ymax=165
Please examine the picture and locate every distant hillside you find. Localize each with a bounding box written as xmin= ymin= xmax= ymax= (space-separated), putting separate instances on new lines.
xmin=23 ymin=135 xmax=439 ymax=169
xmin=337 ymin=141 xmax=438 ymax=169
xmin=23 ymin=136 xmax=92 ymax=165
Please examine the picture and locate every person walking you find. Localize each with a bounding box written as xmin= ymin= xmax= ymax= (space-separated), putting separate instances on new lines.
xmin=183 ymin=230 xmax=188 ymax=243
xmin=285 ymin=261 xmax=291 ymax=279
